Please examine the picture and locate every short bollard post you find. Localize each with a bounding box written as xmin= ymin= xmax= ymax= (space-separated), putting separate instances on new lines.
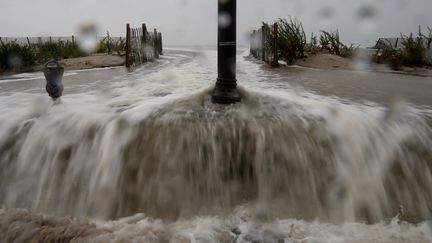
xmin=43 ymin=60 xmax=64 ymax=100
xmin=211 ymin=0 xmax=241 ymax=104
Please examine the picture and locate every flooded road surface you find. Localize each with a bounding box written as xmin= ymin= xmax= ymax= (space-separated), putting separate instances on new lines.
xmin=2 ymin=48 xmax=432 ymax=108
xmin=0 ymin=48 xmax=432 ymax=242
xmin=253 ymin=61 xmax=432 ymax=108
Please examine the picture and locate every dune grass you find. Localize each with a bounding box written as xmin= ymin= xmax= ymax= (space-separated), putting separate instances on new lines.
xmin=97 ymin=32 xmax=126 ymax=56
xmin=0 ymin=40 xmax=36 ymax=71
xmin=373 ymin=27 xmax=432 ymax=69
xmin=319 ymin=30 xmax=358 ymax=58
xmin=254 ymin=17 xmax=357 ymax=66
xmin=274 ymin=17 xmax=307 ymax=64
xmin=36 ymin=40 xmax=84 ymax=62
xmin=0 ymin=33 xmax=126 ymax=72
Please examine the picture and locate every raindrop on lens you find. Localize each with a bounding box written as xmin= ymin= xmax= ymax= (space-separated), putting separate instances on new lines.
xmin=357 ymin=4 xmax=378 ymax=34
xmin=318 ymin=7 xmax=334 ymax=19
xmin=7 ymin=54 xmax=22 ymax=69
xmin=77 ymin=22 xmax=99 ymax=54
xmin=317 ymin=7 xmax=335 ymax=29
xmin=218 ymin=12 xmax=231 ymax=28
xmin=353 ymin=48 xmax=371 ymax=72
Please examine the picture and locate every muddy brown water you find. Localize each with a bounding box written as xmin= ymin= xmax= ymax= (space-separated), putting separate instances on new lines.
xmin=0 ymin=48 xmax=431 ymax=242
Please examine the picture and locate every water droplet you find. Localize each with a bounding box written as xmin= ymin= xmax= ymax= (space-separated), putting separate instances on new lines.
xmin=77 ymin=22 xmax=99 ymax=54
xmin=218 ymin=12 xmax=231 ymax=28
xmin=396 ymin=0 xmax=408 ymax=9
xmin=7 ymin=54 xmax=22 ymax=69
xmin=318 ymin=7 xmax=334 ymax=19
xmin=357 ymin=4 xmax=379 ymax=34
xmin=317 ymin=7 xmax=335 ymax=29
xmin=353 ymin=48 xmax=371 ymax=71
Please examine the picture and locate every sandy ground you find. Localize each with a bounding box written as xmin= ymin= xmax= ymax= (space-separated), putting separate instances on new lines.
xmin=296 ymin=53 xmax=432 ymax=77
xmin=296 ymin=53 xmax=358 ymax=70
xmin=58 ymin=54 xmax=125 ymax=71
xmin=0 ymin=53 xmax=125 ymax=75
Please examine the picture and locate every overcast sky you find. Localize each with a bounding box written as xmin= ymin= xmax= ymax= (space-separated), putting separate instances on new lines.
xmin=1 ymin=0 xmax=431 ymax=46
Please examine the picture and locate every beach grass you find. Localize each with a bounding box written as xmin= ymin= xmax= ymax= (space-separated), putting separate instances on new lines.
xmin=274 ymin=17 xmax=307 ymax=64
xmin=36 ymin=40 xmax=85 ymax=62
xmin=319 ymin=30 xmax=358 ymax=58
xmin=0 ymin=40 xmax=36 ymax=71
xmin=373 ymin=27 xmax=432 ymax=69
xmin=0 ymin=33 xmax=125 ymax=72
xmin=97 ymin=34 xmax=126 ymax=56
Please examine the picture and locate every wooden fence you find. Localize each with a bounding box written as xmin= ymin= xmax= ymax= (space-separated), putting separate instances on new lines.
xmin=250 ymin=23 xmax=279 ymax=67
xmin=125 ymin=23 xmax=163 ymax=68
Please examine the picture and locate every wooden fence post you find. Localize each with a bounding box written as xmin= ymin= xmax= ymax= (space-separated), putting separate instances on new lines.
xmin=252 ymin=30 xmax=257 ymax=57
xmin=142 ymin=24 xmax=148 ymax=62
xmin=126 ymin=23 xmax=131 ymax=67
xmin=272 ymin=23 xmax=279 ymax=67
xmin=26 ymin=37 xmax=31 ymax=47
xmin=154 ymin=28 xmax=159 ymax=59
xmin=311 ymin=32 xmax=314 ymax=47
xmin=158 ymin=33 xmax=163 ymax=55
xmin=250 ymin=32 xmax=253 ymax=55
xmin=261 ymin=25 xmax=266 ymax=62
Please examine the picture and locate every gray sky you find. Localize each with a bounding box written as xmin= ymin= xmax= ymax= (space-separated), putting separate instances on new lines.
xmin=1 ymin=0 xmax=431 ymax=46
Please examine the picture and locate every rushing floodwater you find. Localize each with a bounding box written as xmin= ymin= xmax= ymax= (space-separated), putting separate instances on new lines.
xmin=0 ymin=48 xmax=432 ymax=242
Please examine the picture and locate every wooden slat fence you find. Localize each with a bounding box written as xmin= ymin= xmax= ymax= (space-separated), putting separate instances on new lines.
xmin=125 ymin=23 xmax=163 ymax=68
xmin=250 ymin=23 xmax=279 ymax=67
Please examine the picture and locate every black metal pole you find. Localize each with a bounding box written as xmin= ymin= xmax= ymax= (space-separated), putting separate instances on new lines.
xmin=211 ymin=0 xmax=241 ymax=104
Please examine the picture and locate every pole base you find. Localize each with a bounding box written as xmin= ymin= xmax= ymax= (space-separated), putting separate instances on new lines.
xmin=211 ymin=85 xmax=241 ymax=104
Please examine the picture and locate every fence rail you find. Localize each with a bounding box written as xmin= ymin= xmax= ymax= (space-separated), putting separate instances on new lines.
xmin=125 ymin=23 xmax=163 ymax=68
xmin=250 ymin=23 xmax=279 ymax=67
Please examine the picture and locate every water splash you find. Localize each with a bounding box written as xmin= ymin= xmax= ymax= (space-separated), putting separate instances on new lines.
xmin=77 ymin=22 xmax=100 ymax=54
xmin=0 ymin=87 xmax=431 ymax=223
xmin=0 ymin=48 xmax=431 ymax=242
xmin=1 ymin=207 xmax=432 ymax=242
